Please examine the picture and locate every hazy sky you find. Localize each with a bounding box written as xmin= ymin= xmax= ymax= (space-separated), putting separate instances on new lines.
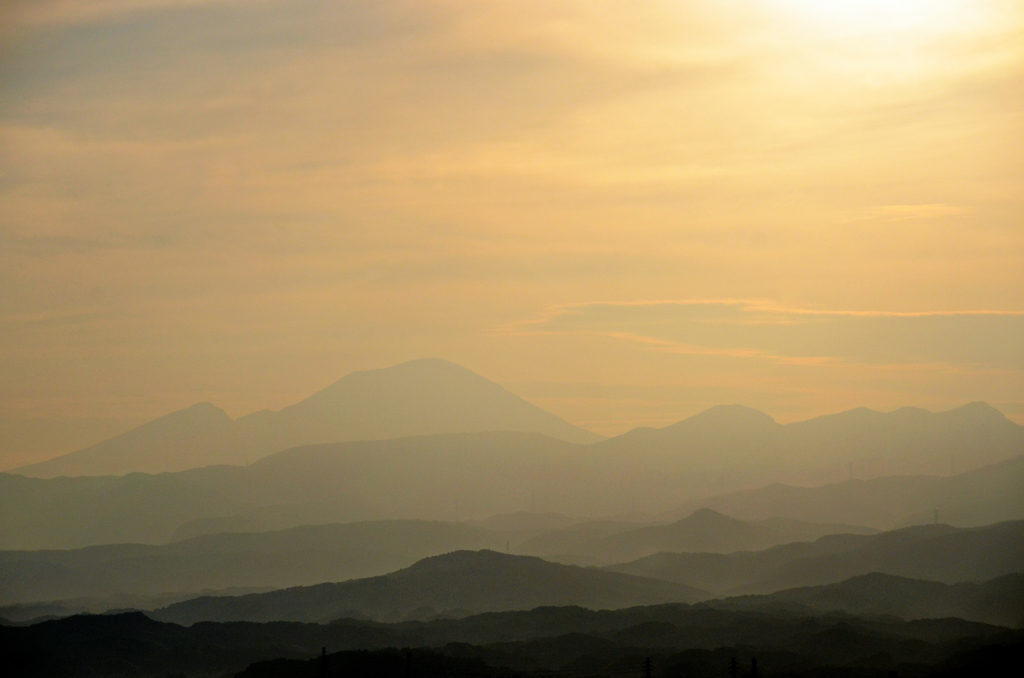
xmin=2 ymin=0 xmax=1023 ymax=466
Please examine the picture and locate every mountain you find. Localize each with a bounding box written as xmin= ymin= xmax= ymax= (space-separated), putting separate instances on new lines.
xmin=3 ymin=600 xmax=1016 ymax=678
xmin=515 ymin=519 xmax=648 ymax=564
xmin=661 ymin=454 xmax=1024 ymax=529
xmin=150 ymin=550 xmax=708 ymax=624
xmin=8 ymin=403 xmax=237 ymax=479
xmin=0 ymin=431 xmax=592 ymax=549
xmin=0 ymin=520 xmax=518 ymax=606
xmin=720 ymin=572 xmax=1024 ymax=627
xmin=12 ymin=359 xmax=602 ymax=477
xmin=4 ymin=438 xmax=1023 ymax=551
xmin=558 ymin=509 xmax=876 ymax=564
xmin=587 ymin=402 xmax=1024 ymax=502
xmin=604 ymin=520 xmax=1024 ymax=595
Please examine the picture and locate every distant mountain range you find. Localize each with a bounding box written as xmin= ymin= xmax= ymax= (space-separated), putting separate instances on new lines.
xmin=717 ymin=572 xmax=1024 ymax=627
xmin=149 ymin=550 xmax=707 ymax=624
xmin=12 ymin=359 xmax=603 ymax=477
xmin=586 ymin=400 xmax=1024 ymax=491
xmin=664 ymin=454 xmax=1024 ymax=528
xmin=606 ymin=520 xmax=1024 ymax=595
xmin=519 ymin=509 xmax=876 ymax=565
xmin=10 ymin=360 xmax=1023 ymax=499
xmin=0 ymin=520 xmax=516 ymax=606
xmin=0 ymin=510 xmax=881 ymax=606
xmin=2 ymin=445 xmax=1022 ymax=551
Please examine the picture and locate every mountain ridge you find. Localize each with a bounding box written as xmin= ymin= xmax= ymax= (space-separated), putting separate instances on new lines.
xmin=149 ymin=549 xmax=708 ymax=624
xmin=13 ymin=359 xmax=602 ymax=478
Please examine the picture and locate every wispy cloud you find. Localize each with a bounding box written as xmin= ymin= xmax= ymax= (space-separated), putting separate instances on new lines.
xmin=498 ymin=300 xmax=1024 ymax=370
xmin=871 ymin=204 xmax=971 ymax=221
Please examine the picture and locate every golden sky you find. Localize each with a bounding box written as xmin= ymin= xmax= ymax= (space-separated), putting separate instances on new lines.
xmin=1 ymin=0 xmax=1022 ymax=466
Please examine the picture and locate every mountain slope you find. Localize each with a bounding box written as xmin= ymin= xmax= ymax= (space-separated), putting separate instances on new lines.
xmin=13 ymin=359 xmax=601 ymax=478
xmin=0 ymin=431 xmax=587 ymax=549
xmin=590 ymin=402 xmax=1024 ymax=500
xmin=9 ymin=403 xmax=237 ymax=478
xmin=571 ymin=509 xmax=876 ymax=564
xmin=3 ymin=602 xmax=1014 ymax=678
xmin=0 ymin=520 xmax=518 ymax=605
xmin=662 ymin=454 xmax=1024 ymax=529
xmin=719 ymin=572 xmax=1024 ymax=627
xmin=605 ymin=520 xmax=1024 ymax=595
xmin=3 ymin=442 xmax=1022 ymax=552
xmin=150 ymin=550 xmax=708 ymax=624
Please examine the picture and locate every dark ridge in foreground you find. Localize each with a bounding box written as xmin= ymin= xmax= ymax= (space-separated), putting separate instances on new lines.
xmin=2 ymin=603 xmax=1020 ymax=678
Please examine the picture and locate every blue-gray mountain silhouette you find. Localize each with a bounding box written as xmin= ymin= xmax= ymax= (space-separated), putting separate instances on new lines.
xmin=528 ymin=508 xmax=876 ymax=564
xmin=149 ymin=550 xmax=707 ymax=624
xmin=717 ymin=572 xmax=1024 ymax=627
xmin=2 ymin=446 xmax=1022 ymax=551
xmin=605 ymin=520 xmax=1024 ymax=595
xmin=13 ymin=359 xmax=602 ymax=477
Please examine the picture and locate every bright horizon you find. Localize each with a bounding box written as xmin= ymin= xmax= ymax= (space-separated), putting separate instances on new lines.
xmin=2 ymin=0 xmax=1023 ymax=467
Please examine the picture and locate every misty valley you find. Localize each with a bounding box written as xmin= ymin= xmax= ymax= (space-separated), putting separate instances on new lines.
xmin=1 ymin=360 xmax=1022 ymax=678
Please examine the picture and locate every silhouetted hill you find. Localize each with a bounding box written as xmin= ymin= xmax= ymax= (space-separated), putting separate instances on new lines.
xmin=605 ymin=520 xmax=1024 ymax=595
xmin=239 ymin=648 xmax=514 ymax=678
xmin=0 ymin=432 xmax=585 ymax=549
xmin=718 ymin=572 xmax=1024 ymax=627
xmin=662 ymin=454 xmax=1024 ymax=529
xmin=3 ymin=440 xmax=1021 ymax=550
xmin=590 ymin=402 xmax=1024 ymax=503
xmin=2 ymin=602 xmax=1017 ymax=678
xmin=516 ymin=520 xmax=647 ymax=563
xmin=9 ymin=403 xmax=237 ymax=479
xmin=562 ymin=509 xmax=876 ymax=563
xmin=0 ymin=520 xmax=515 ymax=606
xmin=0 ymin=587 xmax=274 ymax=624
xmin=150 ymin=550 xmax=708 ymax=624
xmin=13 ymin=359 xmax=601 ymax=477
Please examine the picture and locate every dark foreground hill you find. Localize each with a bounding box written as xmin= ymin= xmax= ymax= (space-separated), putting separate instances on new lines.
xmin=150 ymin=550 xmax=707 ymax=624
xmin=3 ymin=601 xmax=1019 ymax=678
xmin=606 ymin=520 xmax=1024 ymax=594
xmin=13 ymin=359 xmax=602 ymax=478
xmin=0 ymin=520 xmax=512 ymax=606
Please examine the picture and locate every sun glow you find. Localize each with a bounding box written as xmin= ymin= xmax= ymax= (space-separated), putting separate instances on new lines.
xmin=771 ymin=0 xmax=970 ymax=36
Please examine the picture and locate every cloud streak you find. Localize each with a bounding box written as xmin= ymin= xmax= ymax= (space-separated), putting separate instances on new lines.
xmin=500 ymin=300 xmax=1024 ymax=370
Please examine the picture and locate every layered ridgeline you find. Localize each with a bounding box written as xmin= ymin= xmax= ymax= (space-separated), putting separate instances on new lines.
xmin=5 ymin=518 xmax=1019 ymax=618
xmin=0 ymin=520 xmax=512 ymax=606
xmin=517 ymin=509 xmax=877 ymax=565
xmin=2 ymin=448 xmax=1022 ymax=551
xmin=718 ymin=572 xmax=1024 ymax=627
xmin=0 ymin=511 xmax=874 ymax=606
xmin=10 ymin=360 xmax=1023 ymax=493
xmin=12 ymin=359 xmax=603 ymax=477
xmin=664 ymin=454 xmax=1024 ymax=528
xmin=5 ymin=600 xmax=1018 ymax=678
xmin=149 ymin=550 xmax=707 ymax=624
xmin=605 ymin=520 xmax=1024 ymax=596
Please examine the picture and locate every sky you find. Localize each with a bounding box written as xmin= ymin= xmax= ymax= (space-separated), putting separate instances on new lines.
xmin=1 ymin=0 xmax=1022 ymax=468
